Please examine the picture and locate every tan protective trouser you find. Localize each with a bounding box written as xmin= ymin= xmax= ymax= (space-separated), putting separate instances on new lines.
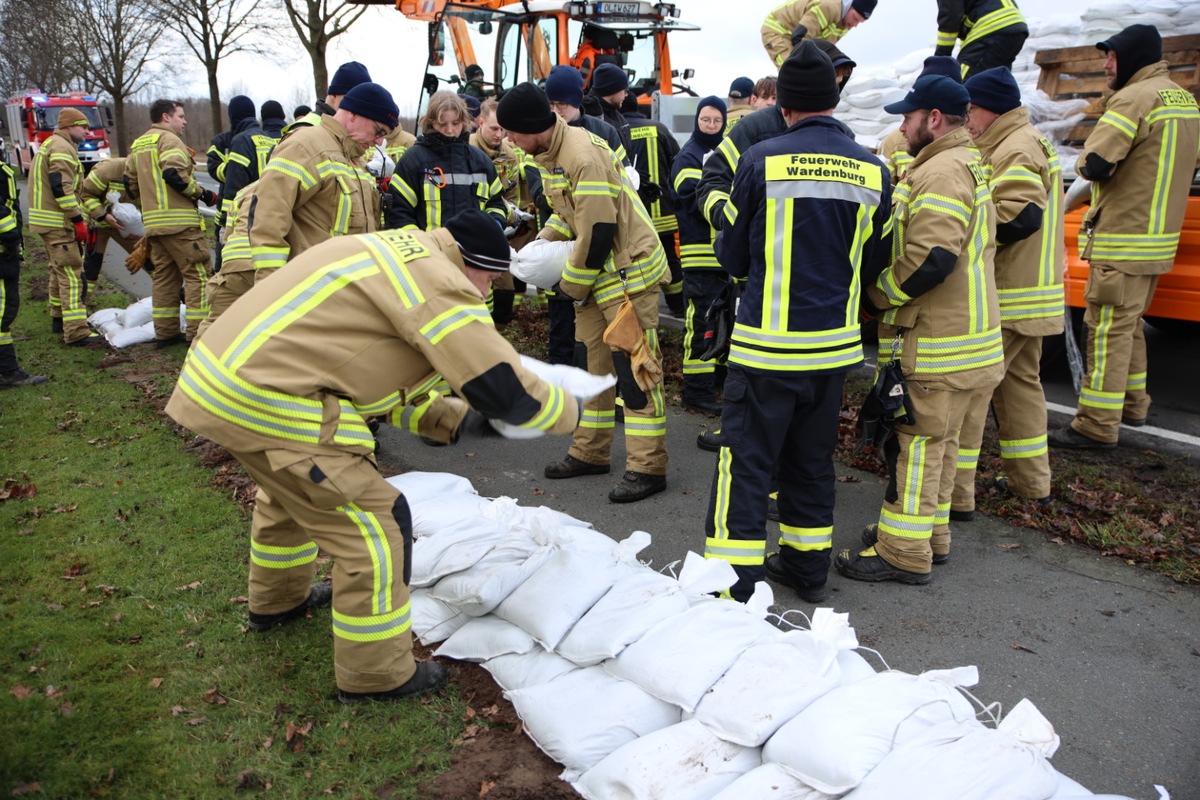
xmin=194 ymin=266 xmax=255 ymax=342
xmin=1073 ymin=266 xmax=1157 ymax=443
xmin=233 ymin=447 xmax=415 ymax=694
xmin=92 ymin=227 xmax=131 ymax=257
xmin=952 ymin=329 xmax=1051 ymax=508
xmin=41 ymin=230 xmax=89 ymax=343
xmin=147 ymin=229 xmax=211 ymax=341
xmin=568 ymin=288 xmax=669 ymax=475
xmin=875 ymin=381 xmax=995 ymax=573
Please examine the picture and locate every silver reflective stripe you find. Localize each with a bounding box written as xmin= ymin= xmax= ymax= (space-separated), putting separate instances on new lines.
xmin=431 ymin=172 xmax=488 ymax=186
xmin=766 ymin=179 xmax=881 ymax=206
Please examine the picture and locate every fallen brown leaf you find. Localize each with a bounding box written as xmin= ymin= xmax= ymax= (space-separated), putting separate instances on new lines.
xmin=229 ymin=596 xmax=248 ymax=604
xmin=176 ymin=580 xmax=202 ymax=591
xmin=170 ymin=705 xmax=191 ymax=716
xmin=10 ymin=685 xmax=33 ymax=700
xmin=0 ymin=478 xmax=38 ymax=501
xmin=1100 ymin=610 xmax=1116 ymax=617
xmin=10 ymin=782 xmax=42 ymax=796
xmin=1011 ymin=643 xmax=1038 ymax=654
xmin=44 ymin=685 xmax=64 ymax=699
xmin=62 ymin=563 xmax=87 ymax=579
xmin=262 ymin=736 xmax=274 ymax=750
xmin=203 ymin=686 xmax=228 ymax=705
xmin=479 ymin=779 xmax=496 ymax=797
xmin=185 ymin=716 xmax=208 ymax=726
xmin=150 ymin=678 xmax=164 ymax=689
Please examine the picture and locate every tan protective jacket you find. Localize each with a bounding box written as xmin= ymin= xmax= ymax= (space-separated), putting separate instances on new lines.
xmin=385 ymin=127 xmax=417 ymax=165
xmin=535 ymin=118 xmax=666 ymax=308
xmin=470 ymin=132 xmax=535 ymax=214
xmin=868 ymin=127 xmax=1003 ymax=389
xmin=1079 ymin=62 xmax=1200 ymax=275
xmin=726 ymin=103 xmax=754 ymax=129
xmin=79 ymin=157 xmax=129 ymax=229
xmin=247 ymin=116 xmax=380 ymax=272
xmin=125 ymin=123 xmax=205 ymax=235
xmin=28 ymin=129 xmax=83 ymax=233
xmin=878 ymin=127 xmax=913 ymax=185
xmin=216 ymin=180 xmax=257 ymax=275
xmin=166 ymin=228 xmax=580 ymax=457
xmin=973 ymin=107 xmax=1064 ymax=337
xmin=762 ymin=0 xmax=847 ymax=67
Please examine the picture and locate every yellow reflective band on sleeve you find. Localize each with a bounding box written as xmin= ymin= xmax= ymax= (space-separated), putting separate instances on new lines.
xmin=391 ymin=177 xmax=418 ymax=207
xmin=992 ymin=166 xmax=1042 ymax=185
xmin=265 ymin=158 xmax=318 ymax=190
xmin=576 ymin=180 xmax=620 ymax=198
xmin=419 ymin=304 xmax=494 ymax=345
xmin=250 ymin=539 xmax=319 ymax=569
xmin=227 ymin=151 xmax=251 ymax=168
xmin=999 ymin=434 xmax=1048 ymax=459
xmin=1097 ymin=110 xmax=1138 ymax=139
xmin=936 ymin=30 xmax=958 ymax=47
xmin=516 ymin=383 xmax=569 ymax=431
xmin=962 ymin=4 xmax=1024 ymax=46
xmin=762 ymin=5 xmax=790 ymax=35
xmin=391 ymin=390 xmax=437 ymax=433
xmin=355 ymin=390 xmax=403 ymax=418
xmin=910 ymin=192 xmax=971 ymax=225
xmin=545 ymin=216 xmax=573 ymax=237
xmin=778 ymin=524 xmax=832 ymax=552
xmin=674 ymin=167 xmax=701 ymax=193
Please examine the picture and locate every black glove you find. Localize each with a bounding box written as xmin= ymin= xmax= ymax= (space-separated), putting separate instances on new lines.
xmin=455 ymin=410 xmax=502 ymax=441
xmin=199 ymin=189 xmax=218 ymax=207
xmin=637 ymin=180 xmax=662 ymax=205
xmin=0 ymin=229 xmax=22 ymax=260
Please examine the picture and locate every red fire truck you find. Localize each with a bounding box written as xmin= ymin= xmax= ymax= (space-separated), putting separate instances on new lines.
xmin=2 ymin=92 xmax=112 ymax=174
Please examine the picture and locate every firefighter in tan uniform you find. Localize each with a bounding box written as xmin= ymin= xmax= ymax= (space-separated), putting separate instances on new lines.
xmin=245 ymin=82 xmax=393 ymax=284
xmin=165 ymin=210 xmax=582 ymax=702
xmin=499 ymin=83 xmax=670 ymax=503
xmin=1050 ymin=25 xmax=1200 ymax=449
xmin=839 ymin=75 xmax=1003 ymax=584
xmin=384 ymin=125 xmax=417 ymax=166
xmin=193 ymin=181 xmax=258 ymax=341
xmin=28 ymin=108 xmax=105 ymax=347
xmin=78 ymin=156 xmax=134 ymax=287
xmin=125 ymin=99 xmax=217 ymax=345
xmin=949 ymin=67 xmax=1064 ymax=516
xmin=761 ymin=0 xmax=875 ymax=68
xmin=878 ymin=58 xmax=963 ymax=185
xmin=725 ymin=78 xmax=756 ymax=126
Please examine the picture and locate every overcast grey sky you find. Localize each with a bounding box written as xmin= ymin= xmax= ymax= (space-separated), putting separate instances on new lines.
xmin=213 ymin=0 xmax=1097 ymax=116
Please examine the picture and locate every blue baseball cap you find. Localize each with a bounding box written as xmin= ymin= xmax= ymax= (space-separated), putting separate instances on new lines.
xmin=884 ymin=74 xmax=970 ymax=116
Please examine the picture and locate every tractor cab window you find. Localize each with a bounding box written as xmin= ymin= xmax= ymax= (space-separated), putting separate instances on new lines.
xmin=568 ymin=20 xmax=658 ymax=96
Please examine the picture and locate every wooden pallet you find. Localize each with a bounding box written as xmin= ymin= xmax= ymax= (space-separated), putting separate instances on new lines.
xmin=1034 ymin=33 xmax=1200 ymax=147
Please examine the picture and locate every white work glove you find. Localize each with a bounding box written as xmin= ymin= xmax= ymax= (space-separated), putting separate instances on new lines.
xmin=624 ymin=164 xmax=641 ymax=192
xmin=503 ymin=202 xmax=536 ymax=238
xmin=365 ymin=145 xmax=395 ymax=181
xmin=510 ymin=238 xmax=574 ymax=289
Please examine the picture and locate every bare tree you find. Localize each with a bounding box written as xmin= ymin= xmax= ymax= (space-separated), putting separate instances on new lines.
xmin=0 ymin=0 xmax=83 ymax=97
xmin=154 ymin=0 xmax=276 ymax=134
xmin=74 ymin=0 xmax=173 ymax=155
xmin=280 ymin=0 xmax=368 ymax=102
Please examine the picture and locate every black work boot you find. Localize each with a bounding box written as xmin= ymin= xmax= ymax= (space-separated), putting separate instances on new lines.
xmin=0 ymin=368 xmax=50 ymax=388
xmin=835 ymin=546 xmax=931 ymax=585
xmin=337 ymin=662 xmax=448 ymax=704
xmin=247 ymin=582 xmax=333 ymax=631
xmin=763 ymin=553 xmax=827 ymax=603
xmin=1048 ymin=426 xmax=1115 ymax=450
xmin=51 ymin=317 xmax=64 ymax=335
xmin=608 ymin=471 xmax=666 ymax=503
xmin=544 ymin=454 xmax=610 ymax=479
xmin=696 ymin=429 xmax=723 ymax=452
xmin=67 ymin=333 xmax=110 ymax=349
xmin=154 ymin=334 xmax=187 ymax=349
xmin=861 ymin=523 xmax=948 ymax=565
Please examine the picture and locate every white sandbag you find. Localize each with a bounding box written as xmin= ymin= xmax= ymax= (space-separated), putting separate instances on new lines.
xmin=493 ymin=531 xmax=648 ymax=650
xmin=510 ymin=237 xmax=574 ymax=289
xmin=106 ymin=320 xmax=156 ymax=348
xmin=573 ymin=719 xmax=762 ymax=800
xmin=506 ymin=666 xmax=683 ymax=777
xmin=693 ymin=631 xmax=841 ymax=746
xmin=711 ymin=764 xmax=838 ymax=800
xmin=763 ymin=667 xmax=981 ymax=795
xmin=843 ymin=76 xmax=899 ymax=92
xmin=426 ymin=531 xmax=555 ymax=616
xmin=1081 ymin=3 xmax=1134 ymax=19
xmin=836 ymin=648 xmax=879 ymax=685
xmin=674 ymin=550 xmax=739 ymax=598
xmin=488 ymin=357 xmax=616 ymax=438
xmin=110 ymin=201 xmax=144 ymax=237
xmin=604 ymin=599 xmax=779 ymax=712
xmin=1049 ymin=770 xmax=1094 ymax=798
xmin=88 ymin=307 xmax=123 ymax=330
xmin=483 ymin=649 xmax=578 ymax=692
xmin=847 ymin=119 xmax=894 ymax=137
xmin=385 ymin=470 xmax=477 ymax=500
xmin=410 ymin=588 xmax=469 ymax=645
xmin=122 ymin=297 xmax=154 ymax=329
xmin=433 ymin=616 xmax=536 ymax=662
xmin=407 ymin=492 xmax=493 ymax=539
xmin=843 ymin=699 xmax=1060 ymax=800
xmin=556 ymin=569 xmax=691 ymax=666
xmin=410 ymin=515 xmax=506 ymax=588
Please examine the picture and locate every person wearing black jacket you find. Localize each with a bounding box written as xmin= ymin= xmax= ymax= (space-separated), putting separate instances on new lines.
xmin=219 ymin=100 xmax=285 ymax=229
xmin=385 ymin=91 xmax=506 ymax=232
xmin=0 ymin=161 xmax=46 ymax=387
xmin=935 ymin=0 xmax=1028 ymax=79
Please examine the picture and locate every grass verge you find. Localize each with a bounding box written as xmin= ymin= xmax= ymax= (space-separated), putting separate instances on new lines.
xmin=0 ymin=241 xmax=463 ymax=799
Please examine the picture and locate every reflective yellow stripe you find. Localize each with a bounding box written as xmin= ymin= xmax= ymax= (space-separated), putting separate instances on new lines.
xmin=999 ymin=434 xmax=1048 ymax=459
xmin=878 ymin=506 xmax=933 ymax=540
xmin=1097 ymin=110 xmax=1137 ymax=139
xmin=962 ymin=3 xmax=1024 ymax=46
xmin=704 ymin=537 xmax=764 ymax=566
xmin=343 ymin=502 xmax=395 ymax=615
xmin=1089 ymin=232 xmax=1180 ymax=262
xmin=250 ymin=539 xmax=318 ymax=568
xmin=778 ymin=524 xmax=832 ymax=552
xmin=332 ymin=602 xmax=411 ymax=642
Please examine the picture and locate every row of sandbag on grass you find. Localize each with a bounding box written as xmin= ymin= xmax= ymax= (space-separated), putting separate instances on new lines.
xmin=395 ymin=471 xmax=1154 ymax=800
xmin=88 ymin=297 xmax=189 ymax=348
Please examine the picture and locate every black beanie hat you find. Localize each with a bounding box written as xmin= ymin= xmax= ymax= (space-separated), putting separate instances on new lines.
xmin=776 ymin=40 xmax=840 ymax=113
xmin=462 ymin=94 xmax=481 ymax=120
xmin=964 ymin=67 xmax=1022 ymax=115
xmin=920 ymin=55 xmax=963 ymax=83
xmin=293 ymin=104 xmax=312 ymax=120
xmin=228 ymin=95 xmax=255 ymax=125
xmin=851 ymin=0 xmax=877 ymax=18
xmin=1097 ymin=24 xmax=1162 ymax=91
xmin=496 ymin=82 xmax=557 ymax=134
xmin=544 ymin=65 xmax=585 ymax=108
xmin=444 ymin=209 xmax=510 ymax=272
xmin=591 ymin=63 xmax=629 ymax=97
xmin=260 ymin=100 xmax=285 ymax=122
xmin=328 ymin=61 xmax=371 ymax=96
xmin=339 ymin=82 xmax=399 ymax=130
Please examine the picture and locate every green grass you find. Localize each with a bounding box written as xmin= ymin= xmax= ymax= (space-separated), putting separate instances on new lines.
xmin=0 ymin=241 xmax=464 ymax=798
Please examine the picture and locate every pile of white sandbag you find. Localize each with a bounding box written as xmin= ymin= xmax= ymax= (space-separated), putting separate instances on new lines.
xmin=399 ymin=470 xmax=1159 ymax=800
xmin=87 ymin=297 xmax=188 ymax=348
xmin=842 ymin=1 xmax=1198 ymax=161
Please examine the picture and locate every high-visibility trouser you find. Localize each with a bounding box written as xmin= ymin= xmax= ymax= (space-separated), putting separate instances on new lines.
xmin=569 ymin=287 xmax=668 ymax=475
xmin=956 ymin=26 xmax=1028 ymax=79
xmin=1073 ymin=266 xmax=1157 ymax=443
xmin=952 ymin=329 xmax=1052 ymax=508
xmin=875 ymin=381 xmax=996 ymax=573
xmin=681 ymin=270 xmax=727 ymax=404
xmin=232 ymin=447 xmax=416 ymax=694
xmin=147 ymin=228 xmax=212 ymax=341
xmin=704 ymin=366 xmax=843 ymax=601
xmin=41 ymin=229 xmax=89 ymax=343
xmin=0 ymin=267 xmax=18 ymax=372
xmin=194 ymin=261 xmax=255 ymax=343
